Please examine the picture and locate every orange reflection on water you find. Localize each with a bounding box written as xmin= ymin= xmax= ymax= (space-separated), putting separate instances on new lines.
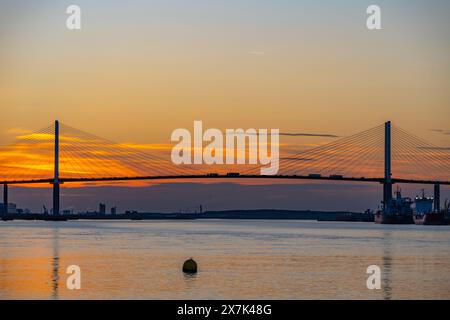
xmin=1 ymin=220 xmax=450 ymax=300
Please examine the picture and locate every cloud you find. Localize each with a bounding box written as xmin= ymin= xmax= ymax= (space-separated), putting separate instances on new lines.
xmin=119 ymin=143 xmax=172 ymax=151
xmin=279 ymin=132 xmax=339 ymax=138
xmin=280 ymin=157 xmax=313 ymax=161
xmin=417 ymin=146 xmax=450 ymax=151
xmin=225 ymin=131 xmax=338 ymax=138
xmin=430 ymin=129 xmax=450 ymax=136
xmin=6 ymin=127 xmax=32 ymax=135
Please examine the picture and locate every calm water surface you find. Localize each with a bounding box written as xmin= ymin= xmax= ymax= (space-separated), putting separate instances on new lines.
xmin=0 ymin=220 xmax=449 ymax=299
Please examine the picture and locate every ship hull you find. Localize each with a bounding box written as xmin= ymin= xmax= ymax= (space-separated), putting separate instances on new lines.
xmin=414 ymin=213 xmax=447 ymax=226
xmin=375 ymin=213 xmax=414 ymax=224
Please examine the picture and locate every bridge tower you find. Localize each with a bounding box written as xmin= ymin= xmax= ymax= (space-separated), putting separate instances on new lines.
xmin=52 ymin=120 xmax=60 ymax=215
xmin=383 ymin=121 xmax=393 ymax=211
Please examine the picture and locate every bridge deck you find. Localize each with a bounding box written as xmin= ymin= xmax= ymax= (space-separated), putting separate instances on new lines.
xmin=1 ymin=174 xmax=448 ymax=185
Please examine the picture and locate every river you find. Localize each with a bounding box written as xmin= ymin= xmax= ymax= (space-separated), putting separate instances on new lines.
xmin=0 ymin=220 xmax=449 ymax=299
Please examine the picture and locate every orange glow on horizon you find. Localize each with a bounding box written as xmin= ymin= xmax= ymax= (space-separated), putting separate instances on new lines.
xmin=0 ymin=124 xmax=448 ymax=187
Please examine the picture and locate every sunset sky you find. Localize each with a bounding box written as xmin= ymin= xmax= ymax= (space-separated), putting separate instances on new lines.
xmin=0 ymin=0 xmax=449 ymax=212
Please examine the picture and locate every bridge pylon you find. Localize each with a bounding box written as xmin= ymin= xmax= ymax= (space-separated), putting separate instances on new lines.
xmin=52 ymin=120 xmax=60 ymax=215
xmin=383 ymin=121 xmax=393 ymax=212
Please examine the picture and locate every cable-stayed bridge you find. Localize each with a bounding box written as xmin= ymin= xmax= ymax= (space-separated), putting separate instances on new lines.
xmin=0 ymin=121 xmax=449 ymax=215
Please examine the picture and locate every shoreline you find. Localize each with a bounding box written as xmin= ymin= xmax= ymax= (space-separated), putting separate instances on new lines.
xmin=1 ymin=209 xmax=374 ymax=222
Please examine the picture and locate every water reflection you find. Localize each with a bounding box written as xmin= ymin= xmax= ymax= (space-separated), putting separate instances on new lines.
xmin=1 ymin=220 xmax=449 ymax=299
xmin=51 ymin=225 xmax=60 ymax=300
xmin=381 ymin=230 xmax=392 ymax=300
xmin=183 ymin=272 xmax=198 ymax=281
xmin=183 ymin=270 xmax=198 ymax=293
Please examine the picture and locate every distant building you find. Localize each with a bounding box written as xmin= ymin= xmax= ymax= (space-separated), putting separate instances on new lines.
xmin=111 ymin=206 xmax=117 ymax=215
xmin=99 ymin=203 xmax=106 ymax=215
xmin=0 ymin=203 xmax=17 ymax=214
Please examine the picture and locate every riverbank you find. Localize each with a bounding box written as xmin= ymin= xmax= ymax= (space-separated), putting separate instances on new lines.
xmin=1 ymin=209 xmax=374 ymax=222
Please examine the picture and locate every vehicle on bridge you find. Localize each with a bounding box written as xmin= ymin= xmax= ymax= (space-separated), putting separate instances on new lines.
xmin=226 ymin=172 xmax=240 ymax=177
xmin=206 ymin=173 xmax=219 ymax=177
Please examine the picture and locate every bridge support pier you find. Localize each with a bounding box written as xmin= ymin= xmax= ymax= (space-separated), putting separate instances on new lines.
xmin=383 ymin=182 xmax=392 ymax=211
xmin=52 ymin=182 xmax=60 ymax=215
xmin=434 ymin=183 xmax=440 ymax=213
xmin=3 ymin=183 xmax=7 ymax=216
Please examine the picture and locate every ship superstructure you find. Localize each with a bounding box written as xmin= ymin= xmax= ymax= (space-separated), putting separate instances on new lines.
xmin=375 ymin=188 xmax=414 ymax=224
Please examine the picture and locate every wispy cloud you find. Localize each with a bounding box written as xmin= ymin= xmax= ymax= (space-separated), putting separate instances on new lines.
xmin=417 ymin=146 xmax=450 ymax=151
xmin=120 ymin=143 xmax=172 ymax=151
xmin=280 ymin=157 xmax=313 ymax=161
xmin=430 ymin=129 xmax=450 ymax=136
xmin=279 ymin=132 xmax=339 ymax=138
xmin=6 ymin=127 xmax=32 ymax=135
xmin=225 ymin=131 xmax=338 ymax=138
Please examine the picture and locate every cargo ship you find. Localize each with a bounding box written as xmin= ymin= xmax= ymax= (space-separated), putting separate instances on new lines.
xmin=413 ymin=190 xmax=447 ymax=225
xmin=414 ymin=212 xmax=447 ymax=225
xmin=374 ymin=188 xmax=414 ymax=224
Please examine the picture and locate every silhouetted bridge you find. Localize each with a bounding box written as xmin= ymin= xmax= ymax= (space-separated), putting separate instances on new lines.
xmin=1 ymin=120 xmax=449 ymax=215
xmin=3 ymin=174 xmax=448 ymax=186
